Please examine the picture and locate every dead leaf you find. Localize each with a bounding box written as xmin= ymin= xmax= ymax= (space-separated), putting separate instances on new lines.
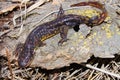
xmin=13 ymin=0 xmax=49 ymax=26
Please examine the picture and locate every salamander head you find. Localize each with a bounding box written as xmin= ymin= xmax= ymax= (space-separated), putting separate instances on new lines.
xmin=18 ymin=48 xmax=34 ymax=68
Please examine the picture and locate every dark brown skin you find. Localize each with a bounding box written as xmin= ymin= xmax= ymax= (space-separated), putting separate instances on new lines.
xmin=17 ymin=1 xmax=108 ymax=68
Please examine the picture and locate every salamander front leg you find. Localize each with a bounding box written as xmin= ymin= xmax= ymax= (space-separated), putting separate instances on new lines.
xmin=58 ymin=26 xmax=69 ymax=46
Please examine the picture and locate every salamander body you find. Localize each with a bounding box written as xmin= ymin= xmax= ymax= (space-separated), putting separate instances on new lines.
xmin=18 ymin=14 xmax=85 ymax=67
xmin=17 ymin=1 xmax=108 ymax=67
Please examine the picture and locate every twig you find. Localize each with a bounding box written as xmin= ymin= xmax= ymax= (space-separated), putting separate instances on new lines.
xmin=38 ymin=74 xmax=46 ymax=80
xmin=13 ymin=68 xmax=32 ymax=74
xmin=65 ymin=69 xmax=81 ymax=79
xmin=17 ymin=1 xmax=24 ymax=37
xmin=90 ymin=73 xmax=100 ymax=80
xmin=81 ymin=63 xmax=120 ymax=79
xmin=51 ymin=73 xmax=60 ymax=80
xmin=87 ymin=63 xmax=98 ymax=80
xmin=5 ymin=48 xmax=13 ymax=80
xmin=13 ymin=0 xmax=48 ymax=26
xmin=0 ymin=29 xmax=12 ymax=37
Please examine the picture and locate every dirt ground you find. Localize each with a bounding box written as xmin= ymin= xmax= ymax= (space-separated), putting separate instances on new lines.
xmin=0 ymin=0 xmax=120 ymax=80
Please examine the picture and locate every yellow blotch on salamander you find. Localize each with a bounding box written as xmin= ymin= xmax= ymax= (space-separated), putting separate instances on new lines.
xmin=41 ymin=33 xmax=56 ymax=41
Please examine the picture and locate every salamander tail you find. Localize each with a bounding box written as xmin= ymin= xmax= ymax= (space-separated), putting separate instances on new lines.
xmin=70 ymin=1 xmax=108 ymax=26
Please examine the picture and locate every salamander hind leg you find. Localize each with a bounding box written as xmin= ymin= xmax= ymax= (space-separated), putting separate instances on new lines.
xmin=58 ymin=25 xmax=69 ymax=46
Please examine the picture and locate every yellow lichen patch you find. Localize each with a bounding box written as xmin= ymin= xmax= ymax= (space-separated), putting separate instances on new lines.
xmin=96 ymin=37 xmax=104 ymax=46
xmin=98 ymin=41 xmax=103 ymax=45
xmin=70 ymin=32 xmax=83 ymax=46
xmin=72 ymin=32 xmax=83 ymax=39
xmin=106 ymin=32 xmax=113 ymax=38
xmin=115 ymin=27 xmax=120 ymax=35
xmin=83 ymin=40 xmax=90 ymax=47
xmin=71 ymin=32 xmax=78 ymax=38
xmin=80 ymin=45 xmax=90 ymax=53
xmin=88 ymin=32 xmax=97 ymax=40
xmin=93 ymin=32 xmax=97 ymax=36
xmin=104 ymin=16 xmax=111 ymax=22
xmin=66 ymin=9 xmax=99 ymax=18
xmin=117 ymin=31 xmax=120 ymax=35
xmin=83 ymin=41 xmax=87 ymax=45
xmin=82 ymin=40 xmax=90 ymax=52
xmin=88 ymin=36 xmax=92 ymax=40
xmin=102 ymin=24 xmax=114 ymax=38
xmin=74 ymin=32 xmax=84 ymax=39
xmin=79 ymin=34 xmax=84 ymax=39
xmin=115 ymin=27 xmax=120 ymax=32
